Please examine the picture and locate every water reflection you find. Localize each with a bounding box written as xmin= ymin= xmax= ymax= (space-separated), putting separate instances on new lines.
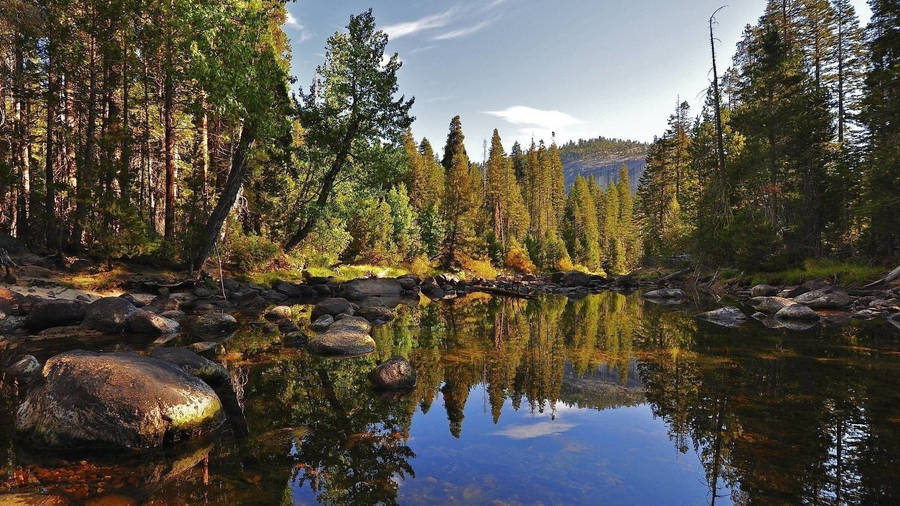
xmin=0 ymin=292 xmax=897 ymax=504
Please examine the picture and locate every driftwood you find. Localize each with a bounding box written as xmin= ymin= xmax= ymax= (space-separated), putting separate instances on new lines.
xmin=126 ymin=278 xmax=197 ymax=293
xmin=656 ymin=268 xmax=690 ymax=284
xmin=862 ymin=265 xmax=900 ymax=289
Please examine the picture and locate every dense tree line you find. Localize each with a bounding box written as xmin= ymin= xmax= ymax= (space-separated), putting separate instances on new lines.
xmin=0 ymin=1 xmax=639 ymax=276
xmin=637 ymin=0 xmax=898 ymax=270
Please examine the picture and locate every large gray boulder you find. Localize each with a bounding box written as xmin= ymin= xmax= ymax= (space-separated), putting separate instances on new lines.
xmin=307 ymin=316 xmax=375 ymax=356
xmin=794 ymin=289 xmax=851 ymax=309
xmin=344 ymin=278 xmax=404 ymax=297
xmin=695 ymin=306 xmax=746 ymax=327
xmin=750 ymin=284 xmax=780 ymax=297
xmin=16 ymin=351 xmax=224 ymax=450
xmin=371 ymin=357 xmax=416 ymax=390
xmin=749 ymin=296 xmax=794 ymax=314
xmin=775 ymin=303 xmax=821 ymax=321
xmin=82 ymin=297 xmax=139 ymax=333
xmin=150 ymin=347 xmax=230 ymax=389
xmin=190 ymin=313 xmax=238 ymax=336
xmin=311 ymin=297 xmax=353 ymax=320
xmin=126 ymin=310 xmax=181 ymax=334
xmin=24 ymin=300 xmax=86 ymax=331
xmin=356 ymin=304 xmax=396 ymax=323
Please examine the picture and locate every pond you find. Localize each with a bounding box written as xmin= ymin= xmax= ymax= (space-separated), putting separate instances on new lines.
xmin=1 ymin=292 xmax=898 ymax=504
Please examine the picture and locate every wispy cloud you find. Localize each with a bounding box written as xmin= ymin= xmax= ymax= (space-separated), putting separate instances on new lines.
xmin=383 ymin=8 xmax=455 ymax=40
xmin=284 ymin=11 xmax=313 ymax=42
xmin=433 ymin=18 xmax=497 ymax=40
xmin=484 ymin=106 xmax=583 ymax=129
xmin=493 ymin=422 xmax=576 ymax=440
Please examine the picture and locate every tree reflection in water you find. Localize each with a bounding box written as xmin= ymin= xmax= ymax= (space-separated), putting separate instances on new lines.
xmin=0 ymin=292 xmax=896 ymax=504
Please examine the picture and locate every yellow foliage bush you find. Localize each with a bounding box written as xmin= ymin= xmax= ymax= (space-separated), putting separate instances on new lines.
xmin=504 ymin=245 xmax=536 ymax=274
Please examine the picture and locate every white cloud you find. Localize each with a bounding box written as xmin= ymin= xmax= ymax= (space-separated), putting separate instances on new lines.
xmin=432 ymin=18 xmax=497 ymax=40
xmin=484 ymin=106 xmax=583 ymax=129
xmin=383 ymin=9 xmax=455 ymax=40
xmin=284 ymin=11 xmax=313 ymax=42
xmin=493 ymin=422 xmax=576 ymax=440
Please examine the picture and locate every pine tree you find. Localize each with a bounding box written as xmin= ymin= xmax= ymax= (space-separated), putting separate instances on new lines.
xmin=440 ymin=116 xmax=478 ymax=266
xmin=859 ymin=0 xmax=900 ymax=256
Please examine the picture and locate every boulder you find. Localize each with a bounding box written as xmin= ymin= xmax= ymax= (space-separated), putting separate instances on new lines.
xmin=275 ymin=282 xmax=304 ymax=297
xmin=82 ymin=297 xmax=139 ymax=333
xmin=118 ymin=293 xmax=145 ymax=308
xmin=0 ymin=287 xmax=25 ymax=315
xmin=24 ymin=300 xmax=86 ymax=331
xmin=795 ymin=289 xmax=851 ymax=309
xmin=150 ymin=347 xmax=230 ymax=389
xmin=307 ymin=316 xmax=375 ymax=356
xmin=371 ymin=357 xmax=416 ymax=390
xmin=262 ymin=290 xmax=288 ymax=303
xmin=147 ymin=295 xmax=180 ymax=314
xmin=0 ymin=315 xmax=25 ymax=334
xmin=5 ymin=355 xmax=41 ymax=382
xmin=160 ymin=309 xmax=187 ymax=322
xmin=277 ymin=318 xmax=299 ymax=333
xmin=193 ymin=287 xmax=214 ymax=298
xmin=15 ymin=351 xmax=224 ymax=450
xmin=644 ymin=288 xmax=685 ymax=300
xmin=311 ymin=297 xmax=353 ymax=320
xmin=265 ymin=305 xmax=293 ymax=321
xmin=188 ymin=341 xmax=225 ymax=359
xmin=126 ymin=310 xmax=180 ymax=335
xmin=749 ymin=296 xmax=794 ymax=314
xmin=560 ymin=271 xmax=594 ymax=287
xmin=397 ymin=277 xmax=418 ymax=290
xmin=775 ymin=304 xmax=821 ymax=322
xmin=695 ymin=306 xmax=747 ymax=327
xmin=750 ymin=284 xmax=780 ymax=297
xmin=344 ymin=278 xmax=404 ymax=297
xmin=356 ymin=304 xmax=396 ymax=323
xmin=310 ymin=314 xmax=334 ymax=331
xmin=421 ymin=283 xmax=445 ymax=299
xmin=190 ymin=313 xmax=237 ymax=336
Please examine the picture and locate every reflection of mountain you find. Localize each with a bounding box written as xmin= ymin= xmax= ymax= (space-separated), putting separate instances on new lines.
xmin=559 ymin=361 xmax=645 ymax=411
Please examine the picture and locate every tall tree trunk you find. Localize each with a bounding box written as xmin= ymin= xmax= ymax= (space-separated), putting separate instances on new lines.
xmin=163 ymin=60 xmax=175 ymax=240
xmin=710 ymin=7 xmax=727 ymax=182
xmin=45 ymin=36 xmax=58 ymax=251
xmin=192 ymin=121 xmax=255 ymax=271
xmin=14 ymin=35 xmax=30 ymax=241
xmin=196 ymin=92 xmax=209 ymax=213
xmin=120 ymin=30 xmax=131 ymax=207
xmin=73 ymin=27 xmax=99 ymax=250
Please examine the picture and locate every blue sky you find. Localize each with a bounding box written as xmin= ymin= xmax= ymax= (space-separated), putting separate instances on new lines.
xmin=284 ymin=0 xmax=872 ymax=159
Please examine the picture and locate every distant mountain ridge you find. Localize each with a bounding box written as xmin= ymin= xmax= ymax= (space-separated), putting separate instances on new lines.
xmin=558 ymin=136 xmax=649 ymax=192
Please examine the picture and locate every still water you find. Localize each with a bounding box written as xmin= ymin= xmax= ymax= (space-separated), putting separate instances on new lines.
xmin=1 ymin=292 xmax=898 ymax=504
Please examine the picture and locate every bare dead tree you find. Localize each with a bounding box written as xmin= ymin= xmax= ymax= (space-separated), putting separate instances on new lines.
xmin=710 ymin=6 xmax=728 ymax=180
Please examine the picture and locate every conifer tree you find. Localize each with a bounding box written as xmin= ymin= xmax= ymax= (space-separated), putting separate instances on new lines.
xmin=440 ymin=116 xmax=478 ymax=266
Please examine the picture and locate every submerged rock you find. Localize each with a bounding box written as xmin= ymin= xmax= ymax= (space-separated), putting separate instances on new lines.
xmin=311 ymin=297 xmax=353 ymax=320
xmin=16 ymin=350 xmax=224 ymax=450
xmin=695 ymin=306 xmax=746 ymax=327
xmin=24 ymin=300 xmax=86 ymax=331
xmin=775 ymin=303 xmax=821 ymax=322
xmin=643 ymin=288 xmax=685 ymax=300
xmin=356 ymin=304 xmax=396 ymax=323
xmin=307 ymin=316 xmax=375 ymax=356
xmin=82 ymin=297 xmax=139 ymax=333
xmin=371 ymin=357 xmax=416 ymax=390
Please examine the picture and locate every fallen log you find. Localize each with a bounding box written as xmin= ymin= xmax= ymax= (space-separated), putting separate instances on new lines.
xmin=863 ymin=265 xmax=900 ymax=289
xmin=656 ymin=268 xmax=690 ymax=284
